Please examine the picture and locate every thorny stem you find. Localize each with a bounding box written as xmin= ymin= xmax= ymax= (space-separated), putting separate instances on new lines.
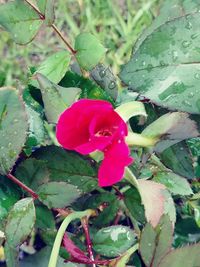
xmin=7 ymin=173 xmax=38 ymax=200
xmin=81 ymin=217 xmax=96 ymax=267
xmin=48 ymin=210 xmax=94 ymax=267
xmin=24 ymin=0 xmax=76 ymax=54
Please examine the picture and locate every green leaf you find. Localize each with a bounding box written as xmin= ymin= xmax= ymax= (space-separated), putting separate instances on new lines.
xmin=35 ymin=205 xmax=55 ymax=230
xmin=83 ymin=192 xmax=118 ymax=226
xmin=93 ymin=226 xmax=136 ymax=257
xmin=158 ymin=243 xmax=200 ymax=267
xmin=31 ymin=51 xmax=71 ymax=88
xmin=142 ymin=113 xmax=199 ymax=151
xmin=140 ymin=223 xmax=157 ymax=266
xmin=0 ymin=0 xmax=42 ymax=45
xmin=153 ymin=171 xmax=193 ymax=196
xmin=140 ymin=216 xmax=173 ymax=267
xmin=124 ymin=187 xmax=146 ymax=224
xmin=20 ymin=246 xmax=71 ymax=267
xmin=34 ymin=146 xmax=98 ymax=193
xmin=59 ymin=71 xmax=114 ymax=104
xmin=90 ymin=63 xmax=118 ymax=100
xmin=75 ymin=33 xmax=106 ymax=70
xmin=159 ymin=141 xmax=195 ymax=179
xmin=138 ymin=180 xmax=166 ymax=227
xmin=36 ymin=73 xmax=81 ymax=123
xmin=134 ymin=0 xmax=200 ymax=52
xmin=0 ymin=175 xmax=21 ymax=227
xmin=38 ymin=181 xmax=81 ymax=208
xmin=120 ymin=12 xmax=200 ymax=114
xmin=4 ymin=198 xmax=35 ymax=267
xmin=0 ymin=87 xmax=28 ymax=175
xmin=15 ymin=158 xmax=49 ymax=191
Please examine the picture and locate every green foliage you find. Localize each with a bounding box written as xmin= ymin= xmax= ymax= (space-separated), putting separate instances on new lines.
xmin=120 ymin=11 xmax=200 ymax=114
xmin=0 ymin=0 xmax=42 ymax=45
xmin=0 ymin=0 xmax=199 ymax=266
xmin=0 ymin=87 xmax=28 ymax=174
xmin=93 ymin=225 xmax=136 ymax=257
xmin=4 ymin=198 xmax=35 ymax=267
xmin=38 ymin=181 xmax=81 ymax=208
xmin=75 ymin=33 xmax=106 ymax=70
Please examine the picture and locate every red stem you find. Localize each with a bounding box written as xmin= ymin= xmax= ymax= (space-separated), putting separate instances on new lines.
xmin=81 ymin=217 xmax=96 ymax=267
xmin=7 ymin=173 xmax=38 ymax=200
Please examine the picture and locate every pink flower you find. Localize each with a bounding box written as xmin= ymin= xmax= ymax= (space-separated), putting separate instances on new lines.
xmin=56 ymin=99 xmax=133 ymax=187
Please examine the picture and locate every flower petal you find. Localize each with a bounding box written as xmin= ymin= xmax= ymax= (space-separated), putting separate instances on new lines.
xmin=56 ymin=99 xmax=112 ymax=150
xmin=98 ymin=140 xmax=133 ymax=187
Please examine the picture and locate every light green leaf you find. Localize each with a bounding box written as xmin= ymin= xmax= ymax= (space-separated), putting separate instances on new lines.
xmin=93 ymin=226 xmax=136 ymax=257
xmin=0 ymin=87 xmax=28 ymax=175
xmin=158 ymin=243 xmax=200 ymax=267
xmin=75 ymin=33 xmax=106 ymax=70
xmin=153 ymin=172 xmax=193 ymax=195
xmin=0 ymin=0 xmax=42 ymax=44
xmin=38 ymin=181 xmax=81 ymax=208
xmin=5 ymin=198 xmax=35 ymax=267
xmin=120 ymin=12 xmax=200 ymax=114
xmin=35 ymin=205 xmax=55 ymax=230
xmin=31 ymin=51 xmax=71 ymax=88
xmin=36 ymin=73 xmax=81 ymax=123
xmin=142 ymin=112 xmax=199 ymax=151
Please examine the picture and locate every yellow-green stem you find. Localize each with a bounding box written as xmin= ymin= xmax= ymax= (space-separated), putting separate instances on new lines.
xmin=48 ymin=210 xmax=93 ymax=267
xmin=126 ymin=132 xmax=158 ymax=147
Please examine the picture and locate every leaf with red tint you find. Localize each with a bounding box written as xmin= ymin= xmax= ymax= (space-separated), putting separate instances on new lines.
xmin=138 ymin=180 xmax=166 ymax=227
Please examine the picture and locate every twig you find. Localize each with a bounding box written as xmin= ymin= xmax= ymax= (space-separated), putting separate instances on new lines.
xmin=7 ymin=173 xmax=38 ymax=199
xmin=81 ymin=217 xmax=96 ymax=267
xmin=24 ymin=0 xmax=76 ymax=54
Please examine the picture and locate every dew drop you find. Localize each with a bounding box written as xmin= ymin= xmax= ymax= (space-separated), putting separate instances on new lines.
xmin=182 ymin=100 xmax=192 ymax=107
xmin=108 ymin=81 xmax=116 ymax=89
xmin=148 ymin=243 xmax=152 ymax=247
xmin=188 ymin=92 xmax=194 ymax=98
xmin=182 ymin=40 xmax=192 ymax=48
xmin=142 ymin=61 xmax=146 ymax=66
xmin=185 ymin=21 xmax=192 ymax=30
xmin=99 ymin=69 xmax=106 ymax=78
xmin=194 ymin=73 xmax=200 ymax=80
xmin=191 ymin=33 xmax=198 ymax=39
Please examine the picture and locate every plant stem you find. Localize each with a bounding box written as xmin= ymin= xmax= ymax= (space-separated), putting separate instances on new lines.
xmin=48 ymin=210 xmax=94 ymax=267
xmin=7 ymin=173 xmax=38 ymax=200
xmin=81 ymin=217 xmax=96 ymax=267
xmin=24 ymin=0 xmax=76 ymax=54
xmin=51 ymin=24 xmax=77 ymax=54
xmin=24 ymin=0 xmax=44 ymax=19
xmin=126 ymin=132 xmax=158 ymax=147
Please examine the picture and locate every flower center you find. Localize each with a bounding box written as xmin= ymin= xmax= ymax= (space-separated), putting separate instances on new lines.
xmin=95 ymin=129 xmax=113 ymax=137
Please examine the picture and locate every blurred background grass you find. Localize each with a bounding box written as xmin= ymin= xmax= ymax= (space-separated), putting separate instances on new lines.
xmin=0 ymin=0 xmax=161 ymax=87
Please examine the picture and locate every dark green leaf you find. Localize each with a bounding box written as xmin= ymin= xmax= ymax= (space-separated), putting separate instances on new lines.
xmin=0 ymin=0 xmax=42 ymax=44
xmin=59 ymin=71 xmax=114 ymax=104
xmin=38 ymin=181 xmax=81 ymax=208
xmin=83 ymin=192 xmax=118 ymax=226
xmin=35 ymin=205 xmax=55 ymax=230
xmin=15 ymin=158 xmax=49 ymax=191
xmin=120 ymin=12 xmax=200 ymax=114
xmin=0 ymin=175 xmax=21 ymax=228
xmin=75 ymin=33 xmax=106 ymax=70
xmin=93 ymin=226 xmax=136 ymax=257
xmin=124 ymin=187 xmax=146 ymax=224
xmin=0 ymin=87 xmax=28 ymax=175
xmin=159 ymin=142 xmax=195 ymax=179
xmin=153 ymin=171 xmax=193 ymax=195
xmin=34 ymin=146 xmax=98 ymax=193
